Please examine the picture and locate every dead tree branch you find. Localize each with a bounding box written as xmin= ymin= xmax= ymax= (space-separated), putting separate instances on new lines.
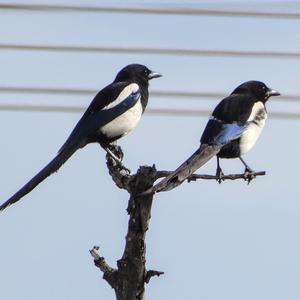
xmin=156 ymin=170 xmax=266 ymax=183
xmin=144 ymin=270 xmax=164 ymax=284
xmin=90 ymin=149 xmax=266 ymax=299
xmin=90 ymin=246 xmax=117 ymax=289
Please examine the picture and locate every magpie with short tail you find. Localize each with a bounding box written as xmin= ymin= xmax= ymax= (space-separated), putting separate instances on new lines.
xmin=0 ymin=64 xmax=162 ymax=211
xmin=144 ymin=80 xmax=280 ymax=194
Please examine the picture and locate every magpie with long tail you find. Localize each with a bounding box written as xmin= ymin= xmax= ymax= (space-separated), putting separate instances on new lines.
xmin=0 ymin=64 xmax=162 ymax=211
xmin=144 ymin=80 xmax=280 ymax=195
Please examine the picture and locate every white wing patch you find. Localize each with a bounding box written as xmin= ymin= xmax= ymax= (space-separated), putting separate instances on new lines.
xmin=100 ymin=83 xmax=143 ymax=140
xmin=103 ymin=83 xmax=139 ymax=110
xmin=239 ymin=101 xmax=267 ymax=155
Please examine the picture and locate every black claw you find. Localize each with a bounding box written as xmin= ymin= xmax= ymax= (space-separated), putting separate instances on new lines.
xmin=118 ymin=162 xmax=131 ymax=174
xmin=216 ymin=168 xmax=224 ymax=184
xmin=108 ymin=144 xmax=124 ymax=161
xmin=108 ymin=158 xmax=131 ymax=174
xmin=105 ymin=145 xmax=130 ymax=174
xmin=110 ymin=156 xmax=130 ymax=174
xmin=245 ymin=166 xmax=254 ymax=173
xmin=243 ymin=168 xmax=255 ymax=184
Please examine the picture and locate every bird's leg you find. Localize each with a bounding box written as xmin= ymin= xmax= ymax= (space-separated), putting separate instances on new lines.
xmin=239 ymin=156 xmax=255 ymax=183
xmin=107 ymin=143 xmax=124 ymax=161
xmin=102 ymin=143 xmax=130 ymax=174
xmin=216 ymin=156 xmax=224 ymax=184
xmin=104 ymin=146 xmax=122 ymax=163
xmin=239 ymin=156 xmax=254 ymax=172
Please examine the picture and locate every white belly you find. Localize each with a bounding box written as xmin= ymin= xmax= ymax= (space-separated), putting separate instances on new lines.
xmin=100 ymin=100 xmax=143 ymax=139
xmin=239 ymin=121 xmax=265 ymax=155
xmin=239 ymin=101 xmax=267 ymax=155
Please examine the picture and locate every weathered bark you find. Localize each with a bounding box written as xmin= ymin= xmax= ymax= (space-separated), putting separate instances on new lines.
xmin=90 ymin=148 xmax=265 ymax=299
xmin=90 ymin=155 xmax=163 ymax=300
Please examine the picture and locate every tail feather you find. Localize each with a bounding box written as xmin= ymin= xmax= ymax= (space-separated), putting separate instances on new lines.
xmin=146 ymin=144 xmax=222 ymax=194
xmin=0 ymin=144 xmax=78 ymax=211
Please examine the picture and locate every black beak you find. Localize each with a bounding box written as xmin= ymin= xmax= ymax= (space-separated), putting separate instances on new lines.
xmin=267 ymin=88 xmax=280 ymax=97
xmin=148 ymin=71 xmax=162 ymax=80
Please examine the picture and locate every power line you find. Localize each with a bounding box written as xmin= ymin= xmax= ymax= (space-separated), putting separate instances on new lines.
xmin=0 ymin=103 xmax=299 ymax=120
xmin=149 ymin=108 xmax=300 ymax=120
xmin=0 ymin=104 xmax=82 ymax=113
xmin=0 ymin=86 xmax=298 ymax=102
xmin=152 ymin=90 xmax=300 ymax=102
xmin=1 ymin=3 xmax=300 ymax=19
xmin=0 ymin=86 xmax=95 ymax=96
xmin=1 ymin=43 xmax=300 ymax=59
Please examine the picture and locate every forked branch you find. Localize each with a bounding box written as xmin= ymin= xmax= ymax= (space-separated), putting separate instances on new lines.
xmin=90 ymin=149 xmax=265 ymax=299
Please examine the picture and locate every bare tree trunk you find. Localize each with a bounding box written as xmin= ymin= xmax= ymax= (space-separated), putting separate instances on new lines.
xmin=90 ymin=156 xmax=163 ymax=300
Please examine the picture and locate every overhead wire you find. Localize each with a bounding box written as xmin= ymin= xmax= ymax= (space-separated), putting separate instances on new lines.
xmin=0 ymin=2 xmax=298 ymax=119
xmin=0 ymin=85 xmax=299 ymax=102
xmin=1 ymin=3 xmax=300 ymax=19
xmin=1 ymin=43 xmax=300 ymax=59
xmin=0 ymin=103 xmax=299 ymax=120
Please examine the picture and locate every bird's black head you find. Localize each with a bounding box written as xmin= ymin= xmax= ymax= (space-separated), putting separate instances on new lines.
xmin=114 ymin=64 xmax=162 ymax=86
xmin=232 ymin=80 xmax=280 ymax=103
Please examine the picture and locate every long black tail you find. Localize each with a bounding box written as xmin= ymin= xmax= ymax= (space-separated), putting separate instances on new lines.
xmin=0 ymin=144 xmax=78 ymax=211
xmin=144 ymin=144 xmax=223 ymax=195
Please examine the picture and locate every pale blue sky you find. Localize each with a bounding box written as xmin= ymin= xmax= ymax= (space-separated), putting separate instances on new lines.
xmin=1 ymin=1 xmax=300 ymax=300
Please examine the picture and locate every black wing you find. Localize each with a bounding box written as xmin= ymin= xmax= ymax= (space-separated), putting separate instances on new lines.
xmin=59 ymin=81 xmax=138 ymax=152
xmin=212 ymin=93 xmax=254 ymax=124
xmin=200 ymin=93 xmax=254 ymax=145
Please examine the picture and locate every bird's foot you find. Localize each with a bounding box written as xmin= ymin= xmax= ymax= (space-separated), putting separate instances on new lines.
xmin=116 ymin=161 xmax=131 ymax=174
xmin=107 ymin=144 xmax=124 ymax=161
xmin=105 ymin=145 xmax=130 ymax=174
xmin=243 ymin=167 xmax=255 ymax=184
xmin=216 ymin=167 xmax=224 ymax=184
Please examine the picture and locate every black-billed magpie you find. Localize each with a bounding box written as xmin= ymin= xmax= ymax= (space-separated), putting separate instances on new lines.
xmin=145 ymin=81 xmax=280 ymax=194
xmin=0 ymin=64 xmax=161 ymax=211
